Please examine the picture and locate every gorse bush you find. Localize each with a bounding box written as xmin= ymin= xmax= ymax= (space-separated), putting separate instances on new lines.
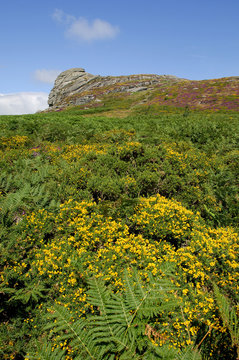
xmin=130 ymin=194 xmax=199 ymax=247
xmin=0 ymin=106 xmax=238 ymax=359
xmin=28 ymin=271 xmax=203 ymax=360
xmin=1 ymin=197 xmax=238 ymax=359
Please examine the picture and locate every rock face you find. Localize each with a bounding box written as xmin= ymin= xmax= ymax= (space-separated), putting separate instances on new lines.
xmin=48 ymin=68 xmax=97 ymax=107
xmin=48 ymin=68 xmax=183 ymax=108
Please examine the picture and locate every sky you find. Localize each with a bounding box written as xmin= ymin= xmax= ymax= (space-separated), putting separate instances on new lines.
xmin=0 ymin=0 xmax=239 ymax=115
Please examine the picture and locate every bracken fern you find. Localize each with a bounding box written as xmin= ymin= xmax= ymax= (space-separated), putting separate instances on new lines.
xmin=31 ymin=269 xmax=202 ymax=359
xmin=213 ymin=283 xmax=239 ymax=359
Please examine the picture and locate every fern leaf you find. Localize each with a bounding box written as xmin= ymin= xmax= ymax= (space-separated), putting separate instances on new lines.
xmin=8 ymin=283 xmax=47 ymax=305
xmin=47 ymin=304 xmax=99 ymax=360
xmin=213 ymin=283 xmax=239 ymax=348
xmin=124 ymin=269 xmax=142 ymax=310
xmin=38 ymin=269 xmax=197 ymax=360
xmin=177 ymin=345 xmax=202 ymax=360
xmin=87 ymin=277 xmax=111 ymax=314
xmin=29 ymin=342 xmax=65 ymax=360
xmin=87 ymin=277 xmax=135 ymax=356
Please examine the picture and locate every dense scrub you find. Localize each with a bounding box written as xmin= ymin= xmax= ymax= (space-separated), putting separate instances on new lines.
xmin=0 ymin=106 xmax=238 ymax=359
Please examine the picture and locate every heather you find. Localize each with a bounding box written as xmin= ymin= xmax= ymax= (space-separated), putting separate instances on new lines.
xmin=149 ymin=78 xmax=239 ymax=111
xmin=0 ymin=106 xmax=238 ymax=359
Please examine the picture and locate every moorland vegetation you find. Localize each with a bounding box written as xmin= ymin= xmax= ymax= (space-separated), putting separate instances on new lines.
xmin=0 ymin=97 xmax=239 ymax=359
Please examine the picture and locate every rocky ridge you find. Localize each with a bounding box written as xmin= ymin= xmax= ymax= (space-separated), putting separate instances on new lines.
xmin=48 ymin=68 xmax=184 ymax=109
xmin=48 ymin=68 xmax=239 ymax=111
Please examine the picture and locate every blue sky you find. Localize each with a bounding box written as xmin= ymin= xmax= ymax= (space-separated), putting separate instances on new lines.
xmin=1 ymin=0 xmax=239 ymax=114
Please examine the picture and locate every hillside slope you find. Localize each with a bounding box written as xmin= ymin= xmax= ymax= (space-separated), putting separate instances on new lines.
xmin=48 ymin=68 xmax=239 ymax=111
xmin=0 ymin=78 xmax=239 ymax=360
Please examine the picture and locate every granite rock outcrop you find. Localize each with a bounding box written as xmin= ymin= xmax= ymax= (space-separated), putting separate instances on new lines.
xmin=48 ymin=68 xmax=97 ymax=107
xmin=48 ymin=68 xmax=183 ymax=108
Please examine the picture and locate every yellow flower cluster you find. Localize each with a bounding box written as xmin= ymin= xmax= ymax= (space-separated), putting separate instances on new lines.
xmin=130 ymin=194 xmax=199 ymax=245
xmin=0 ymin=135 xmax=29 ymax=148
xmin=61 ymin=144 xmax=109 ymax=162
xmin=31 ymin=140 xmax=142 ymax=170
xmin=162 ymin=142 xmax=212 ymax=175
xmin=0 ymin=135 xmax=31 ymax=162
xmin=12 ymin=194 xmax=238 ymax=352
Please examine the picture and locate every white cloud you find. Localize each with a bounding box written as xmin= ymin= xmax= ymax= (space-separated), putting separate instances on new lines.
xmin=34 ymin=69 xmax=61 ymax=84
xmin=52 ymin=9 xmax=74 ymax=24
xmin=67 ymin=18 xmax=119 ymax=41
xmin=0 ymin=92 xmax=48 ymax=115
xmin=52 ymin=9 xmax=119 ymax=42
xmin=52 ymin=8 xmax=64 ymax=22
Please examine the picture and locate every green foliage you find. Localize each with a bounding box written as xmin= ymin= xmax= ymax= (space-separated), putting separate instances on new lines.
xmin=28 ymin=342 xmax=66 ymax=360
xmin=213 ymin=284 xmax=239 ymax=357
xmin=0 ymin=106 xmax=238 ymax=359
xmin=8 ymin=282 xmax=47 ymax=308
xmin=30 ymin=270 xmax=201 ymax=360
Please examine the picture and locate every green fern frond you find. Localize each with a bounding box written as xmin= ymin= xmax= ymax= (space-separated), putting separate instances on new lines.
xmin=45 ymin=304 xmax=99 ymax=360
xmin=87 ymin=277 xmax=111 ymax=314
xmin=1 ymin=184 xmax=30 ymax=212
xmin=87 ymin=270 xmax=178 ymax=357
xmin=123 ymin=268 xmax=177 ymax=321
xmin=142 ymin=343 xmax=202 ymax=360
xmin=87 ymin=277 xmax=131 ymax=356
xmin=177 ymin=345 xmax=202 ymax=360
xmin=0 ymin=171 xmax=15 ymax=193
xmin=36 ymin=269 xmax=198 ymax=359
xmin=8 ymin=283 xmax=47 ymax=305
xmin=213 ymin=283 xmax=239 ymax=349
xmin=28 ymin=341 xmax=66 ymax=360
xmin=142 ymin=342 xmax=178 ymax=359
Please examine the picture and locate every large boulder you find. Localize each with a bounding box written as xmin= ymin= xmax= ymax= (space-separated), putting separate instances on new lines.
xmin=48 ymin=68 xmax=97 ymax=107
